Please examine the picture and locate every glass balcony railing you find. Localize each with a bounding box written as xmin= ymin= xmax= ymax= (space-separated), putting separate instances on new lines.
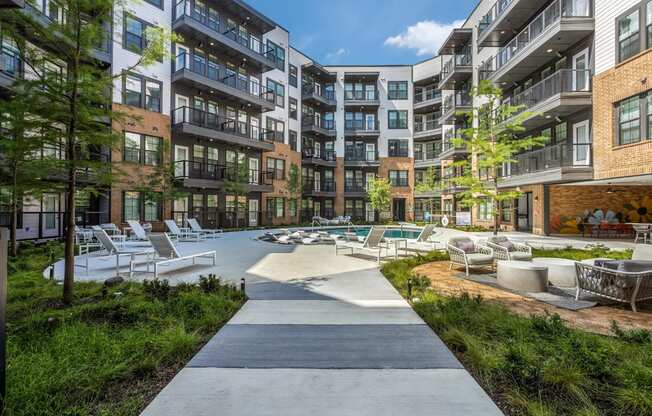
xmin=442 ymin=91 xmax=472 ymax=115
xmin=478 ymin=0 xmax=515 ymax=35
xmin=488 ymin=0 xmax=593 ymax=73
xmin=441 ymin=51 xmax=472 ymax=80
xmin=501 ymin=69 xmax=592 ymax=120
xmin=173 ymin=0 xmax=275 ymax=63
xmin=174 ymin=52 xmax=274 ymax=102
xmin=500 ymin=142 xmax=592 ymax=177
xmin=414 ymin=89 xmax=441 ymax=104
xmin=172 ymin=106 xmax=274 ymax=143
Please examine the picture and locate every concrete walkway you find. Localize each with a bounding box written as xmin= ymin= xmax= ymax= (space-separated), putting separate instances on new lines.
xmin=139 ymin=230 xmax=503 ymax=416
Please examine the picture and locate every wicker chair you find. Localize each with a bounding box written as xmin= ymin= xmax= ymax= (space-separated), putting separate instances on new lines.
xmin=486 ymin=236 xmax=532 ymax=261
xmin=447 ymin=236 xmax=494 ymax=276
xmin=575 ymin=261 xmax=652 ymax=312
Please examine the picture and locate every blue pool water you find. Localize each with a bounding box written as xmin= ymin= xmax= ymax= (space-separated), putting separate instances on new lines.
xmin=326 ymin=226 xmax=421 ymax=240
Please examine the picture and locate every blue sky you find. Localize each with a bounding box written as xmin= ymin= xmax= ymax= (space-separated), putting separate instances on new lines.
xmin=247 ymin=0 xmax=478 ymax=65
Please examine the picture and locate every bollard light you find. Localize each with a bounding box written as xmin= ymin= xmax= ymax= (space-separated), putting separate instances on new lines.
xmin=240 ymin=278 xmax=246 ymax=293
xmin=407 ymin=278 xmax=413 ymax=299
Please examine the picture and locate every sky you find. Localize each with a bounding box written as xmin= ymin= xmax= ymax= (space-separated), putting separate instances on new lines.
xmin=246 ymin=0 xmax=478 ymax=65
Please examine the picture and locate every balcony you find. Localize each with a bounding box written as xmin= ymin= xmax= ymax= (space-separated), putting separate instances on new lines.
xmin=482 ymin=0 xmax=594 ymax=85
xmin=303 ymin=179 xmax=336 ymax=197
xmin=302 ymin=116 xmax=336 ymax=137
xmin=440 ymin=91 xmax=472 ymax=124
xmin=439 ymin=140 xmax=468 ymax=160
xmin=172 ymin=106 xmax=275 ymax=151
xmin=414 ymin=118 xmax=442 ymax=140
xmin=414 ymin=147 xmax=442 ymax=168
xmin=438 ymin=52 xmax=473 ymax=90
xmin=302 ymin=149 xmax=337 ymax=167
xmin=344 ymin=179 xmax=367 ymax=195
xmin=502 ymin=68 xmax=592 ymax=129
xmin=344 ymin=149 xmax=380 ymax=167
xmin=302 ymin=84 xmax=336 ymax=108
xmin=344 ymin=119 xmax=380 ymax=137
xmin=173 ymin=52 xmax=275 ymax=113
xmin=172 ymin=0 xmax=276 ymax=72
xmin=344 ymin=89 xmax=380 ymax=108
xmin=414 ymin=89 xmax=442 ymax=112
xmin=498 ymin=143 xmax=593 ymax=187
xmin=174 ymin=160 xmax=274 ymax=192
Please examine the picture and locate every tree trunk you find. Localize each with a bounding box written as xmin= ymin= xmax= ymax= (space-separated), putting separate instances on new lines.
xmin=493 ymin=177 xmax=499 ymax=235
xmin=63 ymin=175 xmax=76 ymax=304
xmin=10 ymin=187 xmax=17 ymax=258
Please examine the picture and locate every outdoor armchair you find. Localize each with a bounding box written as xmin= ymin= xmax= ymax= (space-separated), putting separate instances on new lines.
xmin=486 ymin=236 xmax=532 ymax=261
xmin=447 ymin=236 xmax=494 ymax=276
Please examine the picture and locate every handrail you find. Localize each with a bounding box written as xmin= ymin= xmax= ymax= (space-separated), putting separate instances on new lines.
xmin=302 ymin=83 xmax=336 ymax=101
xmin=172 ymin=106 xmax=274 ymax=142
xmin=302 ymin=115 xmax=336 ymax=130
xmin=344 ymin=149 xmax=378 ymax=162
xmin=414 ymin=89 xmax=441 ymax=103
xmin=443 ymin=91 xmax=472 ymax=114
xmin=441 ymin=49 xmax=472 ymax=79
xmin=344 ymin=90 xmax=379 ymax=101
xmin=344 ymin=119 xmax=380 ymax=131
xmin=478 ymin=0 xmax=515 ymax=35
xmin=303 ymin=149 xmax=337 ymax=161
xmin=499 ymin=143 xmax=592 ymax=177
xmin=415 ymin=118 xmax=441 ymax=133
xmin=174 ymin=51 xmax=275 ymax=102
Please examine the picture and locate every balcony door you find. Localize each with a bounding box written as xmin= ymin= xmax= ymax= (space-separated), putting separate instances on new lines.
xmin=572 ymin=120 xmax=591 ymax=166
xmin=174 ymin=94 xmax=189 ymax=124
xmin=365 ymin=114 xmax=375 ymax=131
xmin=248 ymin=199 xmax=258 ymax=227
xmin=174 ymin=145 xmax=189 ymax=177
xmin=365 ymin=143 xmax=375 ymax=161
xmin=314 ymin=171 xmax=321 ymax=192
xmin=249 ymin=157 xmax=259 ymax=184
xmin=572 ymin=48 xmax=590 ymax=91
xmin=175 ymin=44 xmax=189 ymax=72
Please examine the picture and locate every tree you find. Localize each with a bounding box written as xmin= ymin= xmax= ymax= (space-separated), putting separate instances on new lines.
xmin=415 ymin=166 xmax=441 ymax=223
xmin=366 ymin=178 xmax=391 ymax=221
xmin=0 ymin=1 xmax=174 ymax=303
xmin=224 ymin=159 xmax=250 ymax=228
xmin=451 ymin=80 xmax=547 ymax=235
xmin=285 ymin=163 xmax=301 ymax=222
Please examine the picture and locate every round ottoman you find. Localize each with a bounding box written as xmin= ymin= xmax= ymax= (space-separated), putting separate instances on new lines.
xmin=532 ymin=257 xmax=577 ymax=288
xmin=497 ymin=261 xmax=548 ymax=292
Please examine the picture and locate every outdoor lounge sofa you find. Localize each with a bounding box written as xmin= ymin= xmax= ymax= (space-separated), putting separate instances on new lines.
xmin=447 ymin=236 xmax=494 ymax=276
xmin=130 ymin=233 xmax=217 ymax=278
xmin=486 ymin=236 xmax=532 ymax=261
xmin=335 ymin=226 xmax=389 ymax=263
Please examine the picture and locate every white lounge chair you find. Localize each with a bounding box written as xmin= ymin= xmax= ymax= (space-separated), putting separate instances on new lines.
xmin=91 ymin=225 xmax=127 ymax=245
xmin=405 ymin=224 xmax=441 ymax=253
xmin=335 ymin=226 xmax=390 ymax=263
xmin=263 ymin=231 xmax=293 ymax=244
xmin=131 ymin=233 xmax=217 ymax=278
xmin=99 ymin=223 xmax=122 ymax=235
xmin=75 ymin=229 xmax=152 ymax=276
xmin=127 ymin=220 xmax=151 ymax=241
xmin=186 ymin=218 xmax=223 ymax=238
xmin=165 ymin=219 xmax=202 ymax=242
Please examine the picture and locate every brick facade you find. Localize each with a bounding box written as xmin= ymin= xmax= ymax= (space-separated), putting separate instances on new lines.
xmin=379 ymin=157 xmax=415 ymax=221
xmin=261 ymin=143 xmax=302 ymax=225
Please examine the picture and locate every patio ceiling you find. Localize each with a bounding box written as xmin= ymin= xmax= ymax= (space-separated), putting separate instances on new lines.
xmin=560 ymin=174 xmax=652 ymax=187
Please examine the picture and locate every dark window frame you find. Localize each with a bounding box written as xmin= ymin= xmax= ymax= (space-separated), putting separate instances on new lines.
xmin=122 ymin=72 xmax=162 ymax=113
xmin=123 ymin=13 xmax=150 ymax=55
xmin=388 ymin=170 xmax=409 ymax=187
xmin=289 ymin=97 xmax=298 ymax=119
xmin=616 ymin=1 xmax=652 ymax=63
xmin=266 ymin=78 xmax=285 ymax=108
xmin=143 ymin=0 xmax=163 ymax=9
xmin=289 ymin=130 xmax=298 ymax=151
xmin=388 ymin=81 xmax=409 ymax=100
xmin=289 ymin=64 xmax=298 ymax=87
xmin=388 ymin=139 xmax=409 ymax=157
xmin=267 ymin=40 xmax=285 ymax=71
xmin=388 ymin=110 xmax=408 ymax=129
xmin=615 ymin=91 xmax=650 ymax=145
xmin=123 ymin=131 xmax=163 ymax=166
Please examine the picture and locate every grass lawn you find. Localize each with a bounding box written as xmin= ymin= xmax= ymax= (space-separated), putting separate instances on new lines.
xmin=6 ymin=243 xmax=246 ymax=416
xmin=381 ymin=249 xmax=652 ymax=416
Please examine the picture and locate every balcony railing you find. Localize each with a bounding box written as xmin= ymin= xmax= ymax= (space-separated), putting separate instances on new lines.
xmin=487 ymin=0 xmax=593 ymax=74
xmin=443 ymin=91 xmax=472 ymax=114
xmin=303 ymin=149 xmax=337 ymax=162
xmin=414 ymin=89 xmax=441 ymax=104
xmin=344 ymin=119 xmax=380 ymax=131
xmin=415 ymin=146 xmax=442 ymax=161
xmin=344 ymin=149 xmax=378 ymax=162
xmin=173 ymin=0 xmax=275 ymax=63
xmin=302 ymin=116 xmax=336 ymax=131
xmin=344 ymin=90 xmax=379 ymax=101
xmin=174 ymin=52 xmax=275 ymax=102
xmin=172 ymin=106 xmax=274 ymax=143
xmin=302 ymin=84 xmax=335 ymax=101
xmin=478 ymin=0 xmax=515 ymax=35
xmin=414 ymin=119 xmax=441 ymax=133
xmin=500 ymin=143 xmax=592 ymax=177
xmin=303 ymin=179 xmax=336 ymax=193
xmin=502 ymin=69 xmax=592 ymax=120
xmin=344 ymin=179 xmax=366 ymax=192
xmin=441 ymin=51 xmax=472 ymax=78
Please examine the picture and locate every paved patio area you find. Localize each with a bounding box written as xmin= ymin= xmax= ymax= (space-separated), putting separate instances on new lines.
xmin=44 ymin=228 xmax=639 ymax=415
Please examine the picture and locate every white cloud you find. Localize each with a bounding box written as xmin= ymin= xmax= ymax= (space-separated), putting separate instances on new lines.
xmin=384 ymin=20 xmax=465 ymax=56
xmin=324 ymin=48 xmax=349 ymax=63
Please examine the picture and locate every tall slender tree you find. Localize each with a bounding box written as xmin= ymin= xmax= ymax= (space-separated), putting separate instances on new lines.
xmin=0 ymin=1 xmax=174 ymax=303
xmin=224 ymin=159 xmax=251 ymax=228
xmin=451 ymin=80 xmax=547 ymax=235
xmin=415 ymin=166 xmax=442 ymax=223
xmin=285 ymin=162 xmax=301 ymax=222
xmin=366 ymin=177 xmax=391 ymax=222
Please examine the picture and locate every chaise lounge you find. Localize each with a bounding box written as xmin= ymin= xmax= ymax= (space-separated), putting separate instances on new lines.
xmin=131 ymin=233 xmax=217 ymax=278
xmin=335 ymin=226 xmax=389 ymax=263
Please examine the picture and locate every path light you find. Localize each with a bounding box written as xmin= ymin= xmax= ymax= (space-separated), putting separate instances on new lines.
xmin=240 ymin=278 xmax=246 ymax=293
xmin=407 ymin=278 xmax=413 ymax=299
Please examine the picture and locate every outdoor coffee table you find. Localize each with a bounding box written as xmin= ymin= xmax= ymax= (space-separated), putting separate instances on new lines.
xmin=496 ymin=260 xmax=548 ymax=293
xmin=532 ymin=257 xmax=577 ymax=288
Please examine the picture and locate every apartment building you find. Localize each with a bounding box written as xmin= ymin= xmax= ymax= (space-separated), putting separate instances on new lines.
xmin=2 ymin=0 xmax=652 ymax=239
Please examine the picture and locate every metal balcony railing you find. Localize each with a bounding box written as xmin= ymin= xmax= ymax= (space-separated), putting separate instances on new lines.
xmin=414 ymin=146 xmax=442 ymax=161
xmin=173 ymin=0 xmax=275 ymax=63
xmin=441 ymin=50 xmax=472 ymax=79
xmin=174 ymin=52 xmax=275 ymax=102
xmin=303 ymin=179 xmax=336 ymax=193
xmin=501 ymin=69 xmax=592 ymax=120
xmin=478 ymin=0 xmax=515 ymax=35
xmin=344 ymin=119 xmax=380 ymax=131
xmin=487 ymin=0 xmax=593 ymax=73
xmin=414 ymin=89 xmax=441 ymax=103
xmin=344 ymin=149 xmax=378 ymax=162
xmin=303 ymin=149 xmax=337 ymax=162
xmin=344 ymin=179 xmax=366 ymax=192
xmin=499 ymin=143 xmax=592 ymax=177
xmin=302 ymin=116 xmax=336 ymax=131
xmin=172 ymin=106 xmax=274 ymax=142
xmin=344 ymin=90 xmax=379 ymax=101
xmin=443 ymin=91 xmax=472 ymax=114
xmin=302 ymin=84 xmax=335 ymax=101
xmin=414 ymin=118 xmax=441 ymax=133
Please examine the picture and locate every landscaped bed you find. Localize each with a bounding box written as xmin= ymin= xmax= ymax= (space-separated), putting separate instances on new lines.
xmin=381 ymin=249 xmax=652 ymax=416
xmin=6 ymin=243 xmax=246 ymax=416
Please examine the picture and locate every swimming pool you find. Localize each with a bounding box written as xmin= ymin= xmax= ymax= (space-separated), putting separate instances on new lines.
xmin=326 ymin=226 xmax=422 ymax=240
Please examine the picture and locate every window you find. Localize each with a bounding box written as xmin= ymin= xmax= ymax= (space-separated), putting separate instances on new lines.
xmin=289 ymin=130 xmax=297 ymax=151
xmin=267 ymin=40 xmax=285 ymax=71
xmin=388 ymin=81 xmax=408 ymax=100
xmin=478 ymin=199 xmax=493 ymax=221
xmin=555 ymin=122 xmax=567 ymax=144
xmin=144 ymin=193 xmax=162 ymax=222
xmin=267 ymin=78 xmax=285 ymax=107
xmin=144 ymin=136 xmax=162 ymax=165
xmin=124 ymin=132 xmax=162 ymax=165
xmin=124 ymin=132 xmax=141 ymax=163
xmin=389 ymin=170 xmax=408 ymax=187
xmin=388 ymin=140 xmax=409 ymax=157
xmin=388 ymin=110 xmax=408 ymax=129
xmin=144 ymin=0 xmax=163 ymax=8
xmin=289 ymin=64 xmax=298 ymax=87
xmin=123 ymin=191 xmax=140 ymax=221
xmin=618 ymin=95 xmax=642 ymax=145
xmin=289 ymin=97 xmax=297 ymax=119
xmin=267 ymin=157 xmax=285 ymax=179
xmin=124 ymin=14 xmax=150 ymax=54
xmin=648 ymin=1 xmax=652 ymax=47
xmin=618 ymin=9 xmax=640 ymax=62
xmin=123 ymin=73 xmax=162 ymax=112
xmin=266 ymin=117 xmax=285 ymax=143
xmin=267 ymin=197 xmax=285 ymax=218
xmin=501 ymin=200 xmax=512 ymax=223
